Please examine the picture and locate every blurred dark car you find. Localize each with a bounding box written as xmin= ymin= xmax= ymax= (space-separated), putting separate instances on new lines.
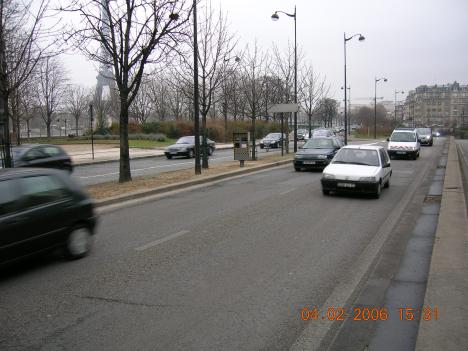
xmin=164 ymin=136 xmax=215 ymax=159
xmin=259 ymin=133 xmax=287 ymax=149
xmin=0 ymin=168 xmax=97 ymax=266
xmin=294 ymin=137 xmax=343 ymax=171
xmin=9 ymin=144 xmax=73 ymax=172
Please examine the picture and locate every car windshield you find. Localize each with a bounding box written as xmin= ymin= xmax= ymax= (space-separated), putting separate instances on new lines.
xmin=265 ymin=133 xmax=281 ymax=139
xmin=416 ymin=128 xmax=431 ymax=135
xmin=332 ymin=148 xmax=380 ymax=166
xmin=313 ymin=129 xmax=331 ymax=137
xmin=390 ymin=132 xmax=416 ymax=142
xmin=303 ymin=138 xmax=334 ymax=149
xmin=176 ymin=137 xmax=194 ymax=144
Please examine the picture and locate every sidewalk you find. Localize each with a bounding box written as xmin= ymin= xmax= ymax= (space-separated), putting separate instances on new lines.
xmin=415 ymin=137 xmax=468 ymax=350
xmin=62 ymin=143 xmax=234 ymax=166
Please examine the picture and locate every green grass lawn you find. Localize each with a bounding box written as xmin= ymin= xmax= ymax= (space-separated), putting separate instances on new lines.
xmin=22 ymin=137 xmax=176 ymax=148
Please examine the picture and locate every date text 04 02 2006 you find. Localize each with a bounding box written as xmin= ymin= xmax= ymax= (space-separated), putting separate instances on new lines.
xmin=300 ymin=306 xmax=439 ymax=321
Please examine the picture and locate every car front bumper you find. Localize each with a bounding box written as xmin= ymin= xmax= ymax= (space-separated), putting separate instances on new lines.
xmin=387 ymin=149 xmax=418 ymax=158
xmin=294 ymin=159 xmax=330 ymax=169
xmin=321 ymin=179 xmax=379 ymax=194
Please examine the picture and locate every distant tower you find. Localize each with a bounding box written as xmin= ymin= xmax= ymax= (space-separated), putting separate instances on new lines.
xmin=95 ymin=0 xmax=115 ymax=104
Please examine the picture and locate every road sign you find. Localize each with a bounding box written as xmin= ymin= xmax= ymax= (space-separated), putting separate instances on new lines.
xmin=268 ymin=103 xmax=299 ymax=113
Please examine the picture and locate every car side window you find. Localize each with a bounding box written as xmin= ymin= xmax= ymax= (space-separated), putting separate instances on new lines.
xmin=0 ymin=179 xmax=19 ymax=216
xmin=42 ymin=146 xmax=63 ymax=157
xmin=19 ymin=175 xmax=69 ymax=208
xmin=24 ymin=148 xmax=46 ymax=161
xmin=379 ymin=149 xmax=389 ymax=165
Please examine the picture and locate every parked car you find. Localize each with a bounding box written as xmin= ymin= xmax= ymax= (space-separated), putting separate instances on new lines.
xmin=311 ymin=128 xmax=335 ymax=138
xmin=6 ymin=144 xmax=73 ymax=172
xmin=259 ymin=133 xmax=287 ymax=149
xmin=0 ymin=168 xmax=97 ymax=266
xmin=321 ymin=145 xmax=392 ymax=198
xmin=164 ymin=136 xmax=215 ymax=159
xmin=386 ymin=129 xmax=420 ymax=160
xmin=294 ymin=137 xmax=343 ymax=171
xmin=415 ymin=127 xmax=433 ymax=146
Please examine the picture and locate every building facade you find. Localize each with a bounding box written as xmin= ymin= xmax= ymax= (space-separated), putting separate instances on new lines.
xmin=403 ymin=82 xmax=468 ymax=128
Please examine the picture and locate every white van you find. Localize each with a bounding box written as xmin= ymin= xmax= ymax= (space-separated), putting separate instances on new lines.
xmin=387 ymin=129 xmax=420 ymax=160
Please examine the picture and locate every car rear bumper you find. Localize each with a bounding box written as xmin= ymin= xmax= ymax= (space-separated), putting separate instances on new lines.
xmin=321 ymin=179 xmax=379 ymax=194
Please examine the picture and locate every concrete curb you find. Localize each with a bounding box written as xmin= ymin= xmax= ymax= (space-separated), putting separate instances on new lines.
xmin=94 ymin=158 xmax=292 ymax=208
xmin=415 ymin=137 xmax=468 ymax=350
xmin=74 ymin=145 xmax=235 ymax=167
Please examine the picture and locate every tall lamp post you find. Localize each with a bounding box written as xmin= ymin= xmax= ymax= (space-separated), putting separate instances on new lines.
xmin=193 ymin=0 xmax=201 ymax=175
xmin=374 ymin=76 xmax=388 ymax=139
xmin=343 ymin=33 xmax=365 ymax=145
xmin=394 ymin=90 xmax=404 ymax=127
xmin=271 ymin=6 xmax=298 ymax=152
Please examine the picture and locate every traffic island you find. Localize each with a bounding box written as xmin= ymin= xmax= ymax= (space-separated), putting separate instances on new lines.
xmin=88 ymin=154 xmax=293 ymax=207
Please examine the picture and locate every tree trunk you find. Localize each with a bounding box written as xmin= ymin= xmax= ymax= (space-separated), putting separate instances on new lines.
xmin=75 ymin=117 xmax=79 ymax=136
xmin=46 ymin=120 xmax=51 ymax=137
xmin=119 ymin=97 xmax=132 ymax=182
xmin=0 ymin=90 xmax=12 ymax=167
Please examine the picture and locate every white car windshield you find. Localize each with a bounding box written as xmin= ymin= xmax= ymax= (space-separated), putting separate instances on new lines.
xmin=416 ymin=128 xmax=431 ymax=135
xmin=390 ymin=132 xmax=416 ymax=142
xmin=332 ymin=148 xmax=380 ymax=167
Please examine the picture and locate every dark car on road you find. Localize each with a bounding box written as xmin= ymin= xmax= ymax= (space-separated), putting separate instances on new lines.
xmin=259 ymin=133 xmax=287 ymax=149
xmin=164 ymin=136 xmax=216 ymax=159
xmin=415 ymin=127 xmax=433 ymax=146
xmin=6 ymin=144 xmax=74 ymax=172
xmin=294 ymin=137 xmax=343 ymax=171
xmin=0 ymin=168 xmax=97 ymax=266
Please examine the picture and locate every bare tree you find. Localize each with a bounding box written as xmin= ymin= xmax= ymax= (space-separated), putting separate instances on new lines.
xmin=36 ymin=57 xmax=68 ymax=137
xmin=299 ymin=63 xmax=329 ymax=137
xmin=0 ymin=0 xmax=60 ymax=166
xmin=175 ymin=3 xmax=237 ymax=168
xmin=130 ymin=78 xmax=154 ymax=124
xmin=66 ymin=84 xmax=90 ymax=136
xmin=61 ymin=0 xmax=192 ymax=182
xmin=149 ymin=78 xmax=169 ymax=121
xmin=239 ymin=42 xmax=269 ymax=160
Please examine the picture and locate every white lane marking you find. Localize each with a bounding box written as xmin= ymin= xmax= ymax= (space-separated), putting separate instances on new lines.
xmin=79 ymin=156 xmax=232 ymax=179
xmin=280 ymin=188 xmax=297 ymax=195
xmin=135 ymin=230 xmax=190 ymax=251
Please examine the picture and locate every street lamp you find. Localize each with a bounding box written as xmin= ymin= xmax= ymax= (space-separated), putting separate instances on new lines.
xmin=272 ymin=6 xmax=298 ymax=152
xmin=374 ymin=76 xmax=388 ymax=139
xmin=341 ymin=85 xmax=351 ymax=136
xmin=193 ymin=0 xmax=201 ymax=175
xmin=394 ymin=90 xmax=404 ymax=127
xmin=343 ymin=33 xmax=365 ymax=145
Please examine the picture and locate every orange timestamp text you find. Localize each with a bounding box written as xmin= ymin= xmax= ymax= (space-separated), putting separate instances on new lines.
xmin=300 ymin=306 xmax=439 ymax=321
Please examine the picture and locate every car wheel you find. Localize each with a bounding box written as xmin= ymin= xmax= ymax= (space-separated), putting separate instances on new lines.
xmin=260 ymin=145 xmax=264 ymax=149
xmin=187 ymin=149 xmax=194 ymax=158
xmin=322 ymin=189 xmax=330 ymax=196
xmin=384 ymin=177 xmax=390 ymax=188
xmin=65 ymin=226 xmax=92 ymax=259
xmin=295 ymin=167 xmax=301 ymax=172
xmin=374 ymin=181 xmax=382 ymax=199
xmin=166 ymin=155 xmax=172 ymax=160
xmin=208 ymin=147 xmax=214 ymax=156
xmin=412 ymin=153 xmax=417 ymax=160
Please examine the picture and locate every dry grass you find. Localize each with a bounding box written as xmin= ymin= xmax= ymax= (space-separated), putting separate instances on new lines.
xmin=86 ymin=154 xmax=293 ymax=200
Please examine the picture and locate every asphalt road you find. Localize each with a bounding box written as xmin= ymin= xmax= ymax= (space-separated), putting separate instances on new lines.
xmin=73 ymin=146 xmax=288 ymax=186
xmin=0 ymin=139 xmax=444 ymax=351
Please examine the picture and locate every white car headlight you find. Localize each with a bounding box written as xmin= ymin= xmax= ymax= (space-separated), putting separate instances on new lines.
xmin=322 ymin=173 xmax=335 ymax=180
xmin=317 ymin=154 xmax=328 ymax=159
xmin=179 ymin=147 xmax=187 ymax=152
xmin=359 ymin=176 xmax=376 ymax=182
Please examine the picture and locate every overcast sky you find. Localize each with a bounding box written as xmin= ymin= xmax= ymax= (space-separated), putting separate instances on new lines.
xmin=65 ymin=0 xmax=468 ymax=105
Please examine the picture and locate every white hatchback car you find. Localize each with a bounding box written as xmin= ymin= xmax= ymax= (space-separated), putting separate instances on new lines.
xmin=387 ymin=129 xmax=420 ymax=160
xmin=321 ymin=145 xmax=392 ymax=198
